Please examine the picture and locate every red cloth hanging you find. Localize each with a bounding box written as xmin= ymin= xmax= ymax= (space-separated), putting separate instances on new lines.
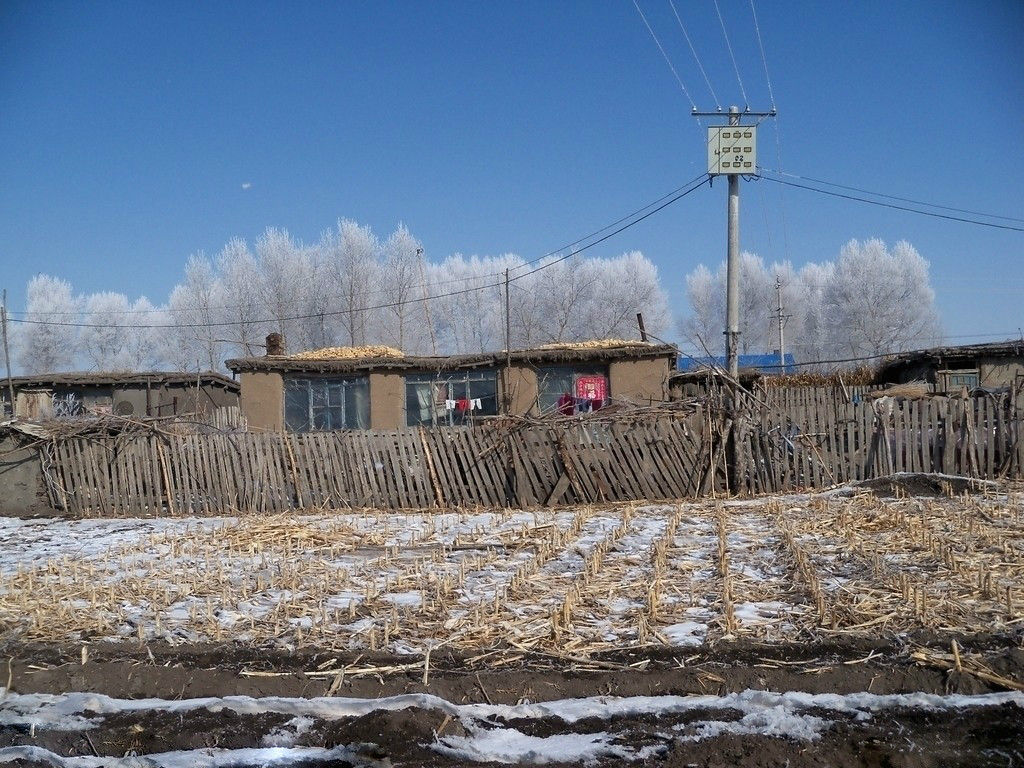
xmin=557 ymin=392 xmax=574 ymax=416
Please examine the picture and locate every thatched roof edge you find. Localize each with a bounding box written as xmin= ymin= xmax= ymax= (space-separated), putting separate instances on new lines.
xmin=2 ymin=371 xmax=239 ymax=391
xmin=226 ymin=344 xmax=676 ymax=374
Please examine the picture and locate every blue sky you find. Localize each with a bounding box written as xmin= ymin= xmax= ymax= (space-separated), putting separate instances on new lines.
xmin=1 ymin=0 xmax=1022 ymax=349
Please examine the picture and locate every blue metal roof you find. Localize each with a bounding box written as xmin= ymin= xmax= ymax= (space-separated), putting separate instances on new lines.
xmin=677 ymin=353 xmax=796 ymax=374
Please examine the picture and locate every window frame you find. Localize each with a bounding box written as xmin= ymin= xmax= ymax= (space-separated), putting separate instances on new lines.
xmin=404 ymin=369 xmax=499 ymax=427
xmin=283 ymin=375 xmax=370 ymax=432
xmin=536 ymin=365 xmax=610 ymax=415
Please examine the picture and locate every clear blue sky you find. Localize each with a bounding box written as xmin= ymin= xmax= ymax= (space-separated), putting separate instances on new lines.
xmin=2 ymin=0 xmax=1022 ymax=349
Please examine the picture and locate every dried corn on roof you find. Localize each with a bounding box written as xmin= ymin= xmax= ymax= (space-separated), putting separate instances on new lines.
xmin=284 ymin=346 xmax=404 ymax=361
xmin=535 ymin=339 xmax=649 ymax=351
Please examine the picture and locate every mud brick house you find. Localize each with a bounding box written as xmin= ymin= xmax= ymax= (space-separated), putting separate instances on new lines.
xmin=226 ymin=339 xmax=676 ymax=431
xmin=0 ymin=372 xmax=240 ymax=420
xmin=875 ymin=340 xmax=1024 ymax=393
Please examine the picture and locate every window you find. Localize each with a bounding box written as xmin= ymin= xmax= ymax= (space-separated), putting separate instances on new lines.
xmin=536 ymin=365 xmax=609 ymax=415
xmin=405 ymin=370 xmax=498 ymax=426
xmin=938 ymin=369 xmax=979 ymax=393
xmin=284 ymin=377 xmax=369 ymax=431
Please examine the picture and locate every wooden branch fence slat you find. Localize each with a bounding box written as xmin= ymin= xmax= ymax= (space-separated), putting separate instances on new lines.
xmin=35 ymin=392 xmax=1024 ymax=517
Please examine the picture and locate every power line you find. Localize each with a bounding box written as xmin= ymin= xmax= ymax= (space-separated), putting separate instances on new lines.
xmin=762 ymin=169 xmax=1024 ymax=224
xmin=9 ymin=174 xmax=709 ymax=318
xmin=631 ymin=0 xmax=698 ymax=110
xmin=667 ymin=0 xmax=720 ymax=109
xmin=712 ymin=0 xmax=749 ymax=107
xmin=748 ymin=0 xmax=775 ymax=109
xmin=8 ymin=177 xmax=712 ymax=331
xmin=760 ymin=174 xmax=1024 ymax=232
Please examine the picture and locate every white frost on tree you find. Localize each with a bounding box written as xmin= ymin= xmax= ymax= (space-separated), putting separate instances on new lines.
xmin=16 ymin=219 xmax=676 ymax=372
xmin=16 ymin=275 xmax=80 ymax=373
xmin=824 ymin=239 xmax=941 ymax=358
xmin=679 ymin=238 xmax=943 ymax=367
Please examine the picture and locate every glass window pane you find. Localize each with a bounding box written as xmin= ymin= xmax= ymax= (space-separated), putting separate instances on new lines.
xmin=284 ymin=382 xmax=310 ymax=432
xmin=537 ymin=367 xmax=574 ymax=415
xmin=406 ymin=381 xmax=433 ymax=426
xmin=345 ymin=379 xmax=370 ymax=428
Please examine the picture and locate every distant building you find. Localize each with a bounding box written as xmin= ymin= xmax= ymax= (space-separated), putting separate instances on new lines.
xmin=676 ymin=353 xmax=796 ymax=374
xmin=226 ymin=338 xmax=675 ymax=431
xmin=0 ymin=372 xmax=240 ymax=421
xmin=875 ymin=340 xmax=1024 ymax=393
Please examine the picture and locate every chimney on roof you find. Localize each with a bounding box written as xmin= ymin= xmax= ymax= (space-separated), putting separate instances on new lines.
xmin=266 ymin=333 xmax=285 ymax=356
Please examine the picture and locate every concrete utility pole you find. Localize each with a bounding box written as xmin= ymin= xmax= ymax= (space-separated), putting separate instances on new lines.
xmin=695 ymin=104 xmax=775 ymax=378
xmin=725 ymin=107 xmax=741 ymax=377
xmin=774 ymin=276 xmax=786 ymax=371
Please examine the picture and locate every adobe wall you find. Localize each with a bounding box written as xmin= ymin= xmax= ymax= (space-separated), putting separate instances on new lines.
xmin=979 ymin=357 xmax=1024 ymax=388
xmin=369 ymin=373 xmax=405 ymax=429
xmin=503 ymin=364 xmax=540 ymax=417
xmin=0 ymin=435 xmax=58 ymax=518
xmin=239 ymin=371 xmax=284 ymax=431
xmin=609 ymin=358 xmax=670 ymax=404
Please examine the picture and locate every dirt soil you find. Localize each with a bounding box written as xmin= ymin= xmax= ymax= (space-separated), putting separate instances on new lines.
xmin=2 ymin=633 xmax=1022 ymax=767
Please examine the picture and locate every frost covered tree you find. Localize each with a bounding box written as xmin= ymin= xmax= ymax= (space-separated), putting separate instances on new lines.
xmin=216 ymin=238 xmax=264 ymax=356
xmin=323 ymin=219 xmax=379 ymax=346
xmin=80 ymin=292 xmax=132 ymax=370
xmin=679 ymin=238 xmax=942 ymax=366
xmin=378 ymin=224 xmax=426 ymax=351
xmin=824 ymin=239 xmax=941 ymax=357
xmin=20 ymin=217 xmax=677 ymax=372
xmin=164 ymin=254 xmax=224 ymax=372
xmin=16 ymin=275 xmax=80 ymax=373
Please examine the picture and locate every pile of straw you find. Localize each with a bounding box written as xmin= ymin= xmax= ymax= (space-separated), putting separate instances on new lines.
xmin=535 ymin=339 xmax=647 ymax=351
xmin=286 ymin=346 xmax=404 ymax=360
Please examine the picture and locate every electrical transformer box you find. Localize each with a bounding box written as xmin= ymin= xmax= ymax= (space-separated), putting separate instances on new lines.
xmin=707 ymin=125 xmax=757 ymax=175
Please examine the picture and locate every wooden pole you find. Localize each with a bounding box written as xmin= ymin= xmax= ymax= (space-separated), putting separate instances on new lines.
xmin=1 ymin=290 xmax=15 ymax=419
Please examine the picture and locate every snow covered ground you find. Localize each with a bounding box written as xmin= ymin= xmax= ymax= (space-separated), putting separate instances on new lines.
xmin=0 ymin=488 xmax=1021 ymax=652
xmin=0 ymin=687 xmax=1021 ymax=766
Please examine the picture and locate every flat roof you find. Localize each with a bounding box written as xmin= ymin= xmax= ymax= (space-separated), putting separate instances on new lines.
xmin=226 ymin=343 xmax=676 ymax=374
xmin=2 ymin=371 xmax=239 ymax=392
xmin=876 ymin=339 xmax=1024 ymax=374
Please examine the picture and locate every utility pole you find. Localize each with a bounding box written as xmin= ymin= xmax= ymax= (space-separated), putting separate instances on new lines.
xmin=1 ymin=290 xmax=14 ymax=419
xmin=774 ymin=276 xmax=786 ymax=371
xmin=503 ymin=268 xmax=512 ymax=412
xmin=725 ymin=107 xmax=741 ymax=378
xmin=695 ymin=105 xmax=775 ymax=378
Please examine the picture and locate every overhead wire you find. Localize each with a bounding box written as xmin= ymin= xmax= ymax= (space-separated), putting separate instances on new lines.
xmin=748 ymin=0 xmax=775 ymax=109
xmin=760 ymin=174 xmax=1024 ymax=232
xmin=712 ymin=0 xmax=749 ymax=107
xmin=631 ymin=0 xmax=699 ymax=110
xmin=7 ymin=176 xmax=713 ymax=330
xmin=9 ymin=173 xmax=709 ymax=318
xmin=667 ymin=0 xmax=720 ymax=109
xmin=761 ymin=169 xmax=1024 ymax=224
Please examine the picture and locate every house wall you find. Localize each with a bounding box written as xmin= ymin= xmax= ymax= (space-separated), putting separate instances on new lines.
xmin=979 ymin=357 xmax=1024 ymax=388
xmin=503 ymin=364 xmax=540 ymax=417
xmin=885 ymin=354 xmax=1024 ymax=389
xmin=609 ymin=358 xmax=670 ymax=404
xmin=0 ymin=435 xmax=56 ymax=517
xmin=369 ymin=373 xmax=405 ymax=429
xmin=239 ymin=371 xmax=284 ymax=431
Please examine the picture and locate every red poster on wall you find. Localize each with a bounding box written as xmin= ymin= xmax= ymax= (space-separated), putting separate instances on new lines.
xmin=575 ymin=375 xmax=607 ymax=402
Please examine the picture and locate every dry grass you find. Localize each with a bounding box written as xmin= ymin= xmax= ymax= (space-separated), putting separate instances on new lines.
xmin=1 ymin=490 xmax=1022 ymax=658
xmin=534 ymin=339 xmax=648 ymax=351
xmin=284 ymin=346 xmax=404 ymax=360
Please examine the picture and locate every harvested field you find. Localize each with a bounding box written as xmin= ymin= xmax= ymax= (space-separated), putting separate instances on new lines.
xmin=1 ymin=479 xmax=1022 ymax=766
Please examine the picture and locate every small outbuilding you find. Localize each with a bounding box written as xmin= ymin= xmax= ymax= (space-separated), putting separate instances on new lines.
xmin=875 ymin=340 xmax=1024 ymax=393
xmin=0 ymin=371 xmax=240 ymax=421
xmin=226 ymin=338 xmax=676 ymax=431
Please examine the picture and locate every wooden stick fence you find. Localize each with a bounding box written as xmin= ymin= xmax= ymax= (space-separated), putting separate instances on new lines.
xmin=37 ymin=392 xmax=1024 ymax=517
